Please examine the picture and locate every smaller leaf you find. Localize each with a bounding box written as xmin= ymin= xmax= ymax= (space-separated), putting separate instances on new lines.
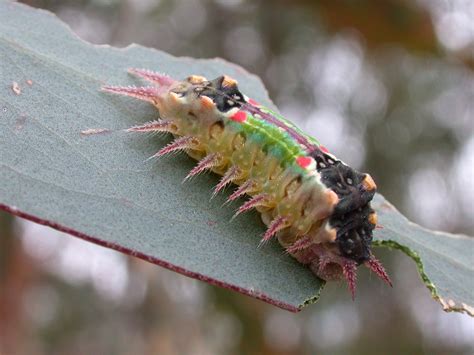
xmin=373 ymin=194 xmax=474 ymax=316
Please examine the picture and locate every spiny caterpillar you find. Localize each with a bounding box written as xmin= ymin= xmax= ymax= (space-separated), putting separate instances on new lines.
xmin=102 ymin=70 xmax=391 ymax=298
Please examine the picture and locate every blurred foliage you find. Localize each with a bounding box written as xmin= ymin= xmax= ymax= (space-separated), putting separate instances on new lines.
xmin=2 ymin=0 xmax=473 ymax=354
xmin=306 ymin=0 xmax=438 ymax=52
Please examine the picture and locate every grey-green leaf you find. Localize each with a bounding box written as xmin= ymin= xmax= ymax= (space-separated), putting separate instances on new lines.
xmin=0 ymin=1 xmax=472 ymax=314
xmin=372 ymin=195 xmax=474 ymax=316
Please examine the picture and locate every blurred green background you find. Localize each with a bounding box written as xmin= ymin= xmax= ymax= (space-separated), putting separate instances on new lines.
xmin=1 ymin=0 xmax=473 ymax=354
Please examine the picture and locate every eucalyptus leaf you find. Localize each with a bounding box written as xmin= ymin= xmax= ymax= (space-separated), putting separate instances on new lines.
xmin=0 ymin=1 xmax=472 ymax=315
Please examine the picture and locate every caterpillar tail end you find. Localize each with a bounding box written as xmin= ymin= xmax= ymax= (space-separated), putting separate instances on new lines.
xmin=287 ymin=240 xmax=391 ymax=299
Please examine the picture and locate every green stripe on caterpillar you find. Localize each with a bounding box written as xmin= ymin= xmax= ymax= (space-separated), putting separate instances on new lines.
xmin=102 ymin=69 xmax=391 ymax=298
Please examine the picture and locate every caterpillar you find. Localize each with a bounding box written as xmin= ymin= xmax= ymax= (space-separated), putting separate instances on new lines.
xmin=102 ymin=70 xmax=391 ymax=298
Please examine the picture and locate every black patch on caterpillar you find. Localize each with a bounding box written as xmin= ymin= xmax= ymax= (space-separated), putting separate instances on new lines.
xmin=331 ymin=205 xmax=375 ymax=264
xmin=196 ymin=76 xmax=246 ymax=112
xmin=310 ymin=148 xmax=376 ymax=264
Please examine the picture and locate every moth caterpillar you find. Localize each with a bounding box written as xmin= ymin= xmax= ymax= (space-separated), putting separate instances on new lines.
xmin=102 ymin=70 xmax=391 ymax=297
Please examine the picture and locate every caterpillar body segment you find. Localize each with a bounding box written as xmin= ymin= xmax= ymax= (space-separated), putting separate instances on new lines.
xmin=102 ymin=70 xmax=391 ymax=297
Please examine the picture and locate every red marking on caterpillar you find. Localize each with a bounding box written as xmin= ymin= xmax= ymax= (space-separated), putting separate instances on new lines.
xmin=230 ymin=111 xmax=247 ymax=123
xmin=319 ymin=145 xmax=329 ymax=153
xmin=296 ymin=156 xmax=313 ymax=169
xmin=100 ymin=69 xmax=391 ymax=298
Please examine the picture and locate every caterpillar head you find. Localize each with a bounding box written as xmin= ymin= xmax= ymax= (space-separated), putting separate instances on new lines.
xmin=307 ymin=148 xmax=391 ymax=296
xmin=177 ymin=75 xmax=247 ymax=112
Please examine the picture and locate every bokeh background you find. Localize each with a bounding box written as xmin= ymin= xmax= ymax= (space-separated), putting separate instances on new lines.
xmin=1 ymin=0 xmax=473 ymax=354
